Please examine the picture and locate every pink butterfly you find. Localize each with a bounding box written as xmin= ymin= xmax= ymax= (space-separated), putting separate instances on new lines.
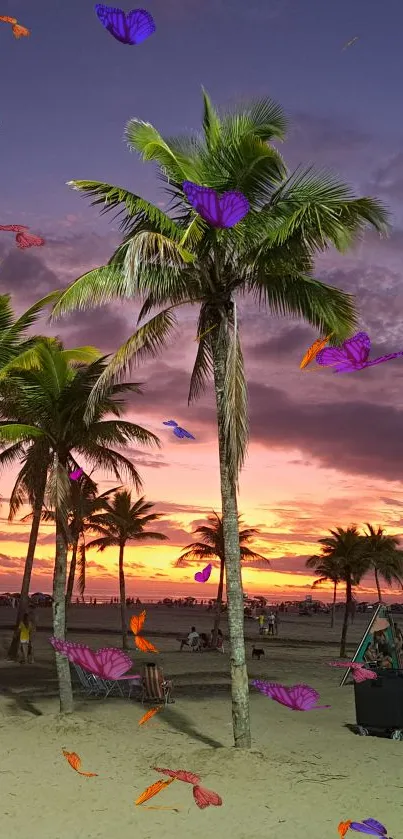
xmin=69 ymin=468 xmax=83 ymax=481
xmin=194 ymin=563 xmax=212 ymax=583
xmin=327 ymin=661 xmax=378 ymax=683
xmin=252 ymin=680 xmax=330 ymax=710
xmin=316 ymin=331 xmax=403 ymax=373
xmin=49 ymin=637 xmax=141 ymax=682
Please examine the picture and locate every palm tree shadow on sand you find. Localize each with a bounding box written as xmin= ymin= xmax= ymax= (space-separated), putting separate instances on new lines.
xmin=162 ymin=705 xmax=224 ymax=748
xmin=0 ymin=687 xmax=43 ymax=716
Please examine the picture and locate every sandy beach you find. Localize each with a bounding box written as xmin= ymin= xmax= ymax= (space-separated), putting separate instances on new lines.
xmin=0 ymin=605 xmax=402 ymax=839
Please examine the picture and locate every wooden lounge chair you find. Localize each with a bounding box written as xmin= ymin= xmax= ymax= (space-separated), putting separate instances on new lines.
xmin=141 ymin=662 xmax=174 ymax=705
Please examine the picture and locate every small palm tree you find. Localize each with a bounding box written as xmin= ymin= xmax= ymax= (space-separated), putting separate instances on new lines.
xmin=306 ymin=555 xmax=341 ymax=628
xmin=22 ymin=478 xmax=122 ymax=608
xmin=176 ymin=511 xmax=269 ymax=645
xmin=360 ymin=523 xmax=403 ymax=602
xmin=0 ymin=345 xmax=160 ymax=709
xmin=307 ymin=526 xmax=368 ymax=656
xmin=51 ymin=90 xmax=388 ymax=747
xmin=85 ymin=491 xmax=168 ymax=648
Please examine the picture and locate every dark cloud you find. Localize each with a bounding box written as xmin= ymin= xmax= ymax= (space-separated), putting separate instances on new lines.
xmin=370 ymin=152 xmax=403 ymax=200
xmin=249 ymin=383 xmax=403 ymax=482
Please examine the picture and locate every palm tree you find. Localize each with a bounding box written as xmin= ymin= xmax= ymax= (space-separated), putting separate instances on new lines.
xmin=1 ymin=340 xmax=102 ymax=661
xmin=0 ymin=292 xmax=61 ymax=379
xmin=22 ymin=478 xmax=122 ymax=608
xmin=0 ymin=344 xmax=160 ymax=709
xmin=84 ymin=490 xmax=168 ymax=648
xmin=176 ymin=511 xmax=269 ymax=643
xmin=305 ymin=555 xmax=341 ymax=628
xmin=307 ymin=527 xmax=368 ymax=656
xmin=360 ymin=523 xmax=403 ymax=602
xmin=51 ymin=91 xmax=388 ymax=746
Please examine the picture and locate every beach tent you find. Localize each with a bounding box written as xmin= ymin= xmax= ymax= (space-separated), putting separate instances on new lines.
xmin=340 ymin=603 xmax=403 ymax=686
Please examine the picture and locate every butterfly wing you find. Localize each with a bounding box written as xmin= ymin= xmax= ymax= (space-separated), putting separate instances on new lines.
xmin=11 ymin=23 xmax=30 ymax=38
xmin=138 ymin=706 xmax=162 ymax=725
xmin=180 ymin=428 xmax=195 ymax=439
xmin=251 ymin=680 xmax=293 ymax=707
xmin=153 ymin=767 xmax=201 ymax=784
xmin=343 ymin=332 xmax=371 ymax=364
xmin=288 ymin=684 xmax=330 ymax=710
xmin=300 ymin=335 xmax=332 ymax=369
xmin=182 ymin=182 xmax=220 ymax=226
xmin=96 ymin=647 xmax=133 ymax=678
xmin=62 ymin=750 xmax=98 ymax=777
xmin=339 ymin=822 xmax=353 ymax=838
xmin=135 ymin=636 xmax=159 ymax=653
xmin=352 ymin=666 xmax=378 ymax=684
xmin=135 ymin=778 xmax=175 ymax=805
xmin=192 ymin=784 xmax=223 ymax=809
xmin=163 ymin=420 xmax=178 ymax=427
xmin=126 ymin=9 xmax=156 ymax=44
xmin=15 ymin=231 xmax=45 ymax=248
xmin=94 ymin=4 xmax=129 ymax=43
xmin=173 ymin=426 xmax=186 ymax=438
xmin=0 ymin=224 xmax=29 ymax=231
xmin=50 ymin=638 xmax=91 ymax=668
xmin=74 ymin=644 xmax=103 ymax=676
xmin=0 ymin=16 xmax=17 ymax=23
xmin=328 ymin=661 xmax=354 ymax=669
xmin=69 ymin=468 xmax=83 ymax=481
xmin=365 ymin=351 xmax=403 ymax=368
xmin=194 ymin=563 xmax=212 ymax=583
xmin=350 ymin=820 xmax=387 ymax=835
xmin=217 ymin=191 xmax=249 ymax=228
xmin=130 ymin=610 xmax=146 ymax=635
xmin=316 ymin=345 xmax=350 ymax=367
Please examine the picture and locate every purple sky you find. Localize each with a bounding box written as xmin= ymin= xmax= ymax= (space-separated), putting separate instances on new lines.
xmin=1 ymin=0 xmax=403 ymax=600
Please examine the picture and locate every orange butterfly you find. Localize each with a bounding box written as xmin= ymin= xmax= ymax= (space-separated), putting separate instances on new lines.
xmin=62 ymin=750 xmax=98 ymax=777
xmin=0 ymin=16 xmax=30 ymax=38
xmin=138 ymin=706 xmax=162 ymax=726
xmin=338 ymin=821 xmax=352 ymax=838
xmin=130 ymin=610 xmax=158 ymax=654
xmin=135 ymin=777 xmax=175 ymax=805
xmin=300 ymin=334 xmax=332 ymax=370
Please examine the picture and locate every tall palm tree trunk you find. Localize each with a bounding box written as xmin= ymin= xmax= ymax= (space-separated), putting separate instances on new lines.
xmin=7 ymin=473 xmax=47 ymax=660
xmin=118 ymin=542 xmax=128 ymax=649
xmin=65 ymin=539 xmax=78 ymax=609
xmin=212 ymin=558 xmax=225 ymax=646
xmin=330 ymin=581 xmax=337 ymax=628
xmin=53 ymin=516 xmax=74 ymax=713
xmin=374 ymin=568 xmax=383 ymax=602
xmin=212 ymin=335 xmax=251 ymax=749
xmin=340 ymin=577 xmax=352 ymax=657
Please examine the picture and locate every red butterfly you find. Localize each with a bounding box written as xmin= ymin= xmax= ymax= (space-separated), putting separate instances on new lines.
xmin=0 ymin=224 xmax=45 ymax=249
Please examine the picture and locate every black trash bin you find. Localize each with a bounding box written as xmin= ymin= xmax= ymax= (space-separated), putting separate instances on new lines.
xmin=354 ymin=668 xmax=403 ymax=738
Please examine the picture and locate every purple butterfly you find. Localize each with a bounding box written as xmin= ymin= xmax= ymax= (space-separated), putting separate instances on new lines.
xmin=182 ymin=181 xmax=249 ymax=229
xmin=69 ymin=468 xmax=83 ymax=481
xmin=94 ymin=4 xmax=156 ymax=45
xmin=194 ymin=563 xmax=212 ymax=583
xmin=163 ymin=420 xmax=195 ymax=440
xmin=252 ymin=681 xmax=330 ymax=711
xmin=350 ymin=819 xmax=391 ymax=838
xmin=316 ymin=331 xmax=403 ymax=373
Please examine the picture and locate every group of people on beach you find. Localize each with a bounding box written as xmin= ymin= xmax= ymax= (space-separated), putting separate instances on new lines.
xmin=257 ymin=610 xmax=279 ymax=636
xmin=179 ymin=626 xmax=224 ymax=652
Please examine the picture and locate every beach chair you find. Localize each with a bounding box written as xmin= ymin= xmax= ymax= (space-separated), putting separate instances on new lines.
xmin=72 ymin=663 xmax=141 ymax=700
xmin=141 ymin=663 xmax=174 ymax=705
